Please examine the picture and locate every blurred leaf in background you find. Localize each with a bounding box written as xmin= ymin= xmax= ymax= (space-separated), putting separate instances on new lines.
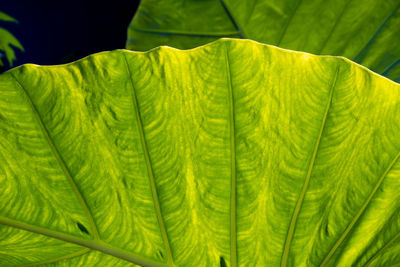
xmin=126 ymin=0 xmax=400 ymax=83
xmin=0 ymin=11 xmax=23 ymax=71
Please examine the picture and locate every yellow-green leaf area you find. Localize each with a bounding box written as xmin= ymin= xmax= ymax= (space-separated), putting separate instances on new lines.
xmin=1 ymin=39 xmax=400 ymax=266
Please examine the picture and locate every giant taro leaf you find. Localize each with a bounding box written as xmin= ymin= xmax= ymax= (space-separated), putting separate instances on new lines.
xmin=1 ymin=39 xmax=400 ymax=266
xmin=126 ymin=0 xmax=400 ymax=83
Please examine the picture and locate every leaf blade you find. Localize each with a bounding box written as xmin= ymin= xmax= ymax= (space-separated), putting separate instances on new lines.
xmin=1 ymin=39 xmax=400 ymax=266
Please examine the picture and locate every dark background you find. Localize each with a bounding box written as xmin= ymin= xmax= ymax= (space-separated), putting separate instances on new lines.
xmin=1 ymin=0 xmax=140 ymax=71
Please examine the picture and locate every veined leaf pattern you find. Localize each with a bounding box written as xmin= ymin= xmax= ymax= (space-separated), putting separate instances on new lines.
xmin=1 ymin=39 xmax=400 ymax=266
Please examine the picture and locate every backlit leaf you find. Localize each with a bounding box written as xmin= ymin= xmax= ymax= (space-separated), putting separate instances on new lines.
xmin=1 ymin=39 xmax=400 ymax=266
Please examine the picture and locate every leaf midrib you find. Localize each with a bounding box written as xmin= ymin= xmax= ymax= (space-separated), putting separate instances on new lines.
xmin=225 ymin=42 xmax=237 ymax=267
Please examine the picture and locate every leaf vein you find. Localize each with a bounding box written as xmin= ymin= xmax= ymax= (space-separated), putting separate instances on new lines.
xmin=9 ymin=73 xmax=100 ymax=240
xmin=224 ymin=42 xmax=237 ymax=267
xmin=220 ymin=0 xmax=246 ymax=38
xmin=276 ymin=0 xmax=303 ymax=46
xmin=353 ymin=3 xmax=400 ymax=64
xmin=121 ymin=53 xmax=174 ymax=266
xmin=317 ymin=0 xmax=354 ymax=54
xmin=364 ymin=231 xmax=400 ymax=266
xmin=281 ymin=64 xmax=340 ymax=267
xmin=18 ymin=248 xmax=90 ymax=267
xmin=0 ymin=216 xmax=167 ymax=267
xmin=320 ymin=147 xmax=400 ymax=265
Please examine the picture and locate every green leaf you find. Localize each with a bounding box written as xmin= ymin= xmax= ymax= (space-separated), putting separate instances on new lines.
xmin=1 ymin=39 xmax=400 ymax=266
xmin=0 ymin=11 xmax=23 ymax=68
xmin=0 ymin=27 xmax=24 ymax=66
xmin=126 ymin=0 xmax=400 ymax=83
xmin=0 ymin=11 xmax=18 ymax=23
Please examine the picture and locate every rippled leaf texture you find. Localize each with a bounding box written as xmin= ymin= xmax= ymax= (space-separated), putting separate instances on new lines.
xmin=1 ymin=39 xmax=400 ymax=266
xmin=0 ymin=11 xmax=23 ymax=68
xmin=126 ymin=0 xmax=400 ymax=83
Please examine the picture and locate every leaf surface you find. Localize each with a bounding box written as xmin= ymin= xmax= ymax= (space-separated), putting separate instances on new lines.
xmin=126 ymin=0 xmax=400 ymax=83
xmin=1 ymin=39 xmax=400 ymax=266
